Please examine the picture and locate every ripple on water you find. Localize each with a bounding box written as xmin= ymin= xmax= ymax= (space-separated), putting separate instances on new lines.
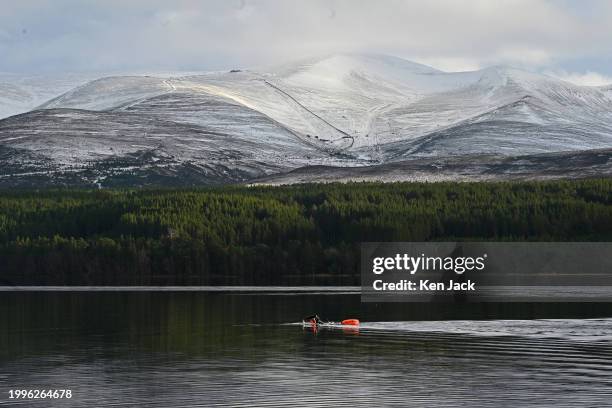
xmin=2 ymin=303 xmax=612 ymax=407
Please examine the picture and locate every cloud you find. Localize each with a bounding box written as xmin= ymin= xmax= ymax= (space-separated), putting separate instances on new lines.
xmin=546 ymin=70 xmax=612 ymax=87
xmin=0 ymin=0 xmax=611 ymax=75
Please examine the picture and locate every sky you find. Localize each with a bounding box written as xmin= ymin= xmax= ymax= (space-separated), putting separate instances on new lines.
xmin=2 ymin=0 xmax=612 ymax=85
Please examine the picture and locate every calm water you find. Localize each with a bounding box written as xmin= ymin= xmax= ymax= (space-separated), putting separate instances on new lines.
xmin=1 ymin=291 xmax=612 ymax=407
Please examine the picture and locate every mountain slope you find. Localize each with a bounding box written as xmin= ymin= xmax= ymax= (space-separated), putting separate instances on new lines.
xmin=1 ymin=54 xmax=612 ymax=187
xmin=252 ymin=148 xmax=612 ymax=185
xmin=0 ymin=72 xmax=99 ymax=119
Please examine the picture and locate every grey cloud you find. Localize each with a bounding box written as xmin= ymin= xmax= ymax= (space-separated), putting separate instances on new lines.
xmin=0 ymin=0 xmax=611 ymax=75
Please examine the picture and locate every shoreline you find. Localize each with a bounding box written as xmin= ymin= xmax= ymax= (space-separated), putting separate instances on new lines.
xmin=0 ymin=285 xmax=361 ymax=292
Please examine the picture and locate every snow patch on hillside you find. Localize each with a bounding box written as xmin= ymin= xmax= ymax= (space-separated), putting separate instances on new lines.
xmin=2 ymin=53 xmax=612 ymax=186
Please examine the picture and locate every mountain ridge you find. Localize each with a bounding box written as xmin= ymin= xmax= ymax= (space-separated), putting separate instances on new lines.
xmin=1 ymin=53 xmax=611 ymax=187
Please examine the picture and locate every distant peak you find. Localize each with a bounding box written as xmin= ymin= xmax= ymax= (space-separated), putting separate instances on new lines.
xmin=332 ymin=52 xmax=442 ymax=73
xmin=268 ymin=52 xmax=441 ymax=79
xmin=475 ymin=65 xmax=567 ymax=88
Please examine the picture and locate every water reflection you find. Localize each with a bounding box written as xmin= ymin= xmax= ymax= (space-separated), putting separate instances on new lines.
xmin=1 ymin=292 xmax=612 ymax=407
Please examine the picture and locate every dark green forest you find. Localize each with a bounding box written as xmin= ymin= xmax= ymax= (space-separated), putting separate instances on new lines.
xmin=1 ymin=180 xmax=611 ymax=285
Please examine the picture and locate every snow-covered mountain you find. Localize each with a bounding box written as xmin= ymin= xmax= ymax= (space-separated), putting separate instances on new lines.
xmin=1 ymin=53 xmax=612 ymax=187
xmin=0 ymin=72 xmax=101 ymax=120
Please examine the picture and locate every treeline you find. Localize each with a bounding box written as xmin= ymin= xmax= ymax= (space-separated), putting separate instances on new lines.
xmin=0 ymin=180 xmax=611 ymax=285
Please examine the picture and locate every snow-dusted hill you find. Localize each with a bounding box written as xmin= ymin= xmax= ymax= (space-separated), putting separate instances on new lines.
xmin=252 ymin=148 xmax=612 ymax=185
xmin=0 ymin=72 xmax=101 ymax=120
xmin=1 ymin=53 xmax=612 ymax=187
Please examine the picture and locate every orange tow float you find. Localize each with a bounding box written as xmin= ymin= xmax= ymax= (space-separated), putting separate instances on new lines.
xmin=341 ymin=319 xmax=360 ymax=326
